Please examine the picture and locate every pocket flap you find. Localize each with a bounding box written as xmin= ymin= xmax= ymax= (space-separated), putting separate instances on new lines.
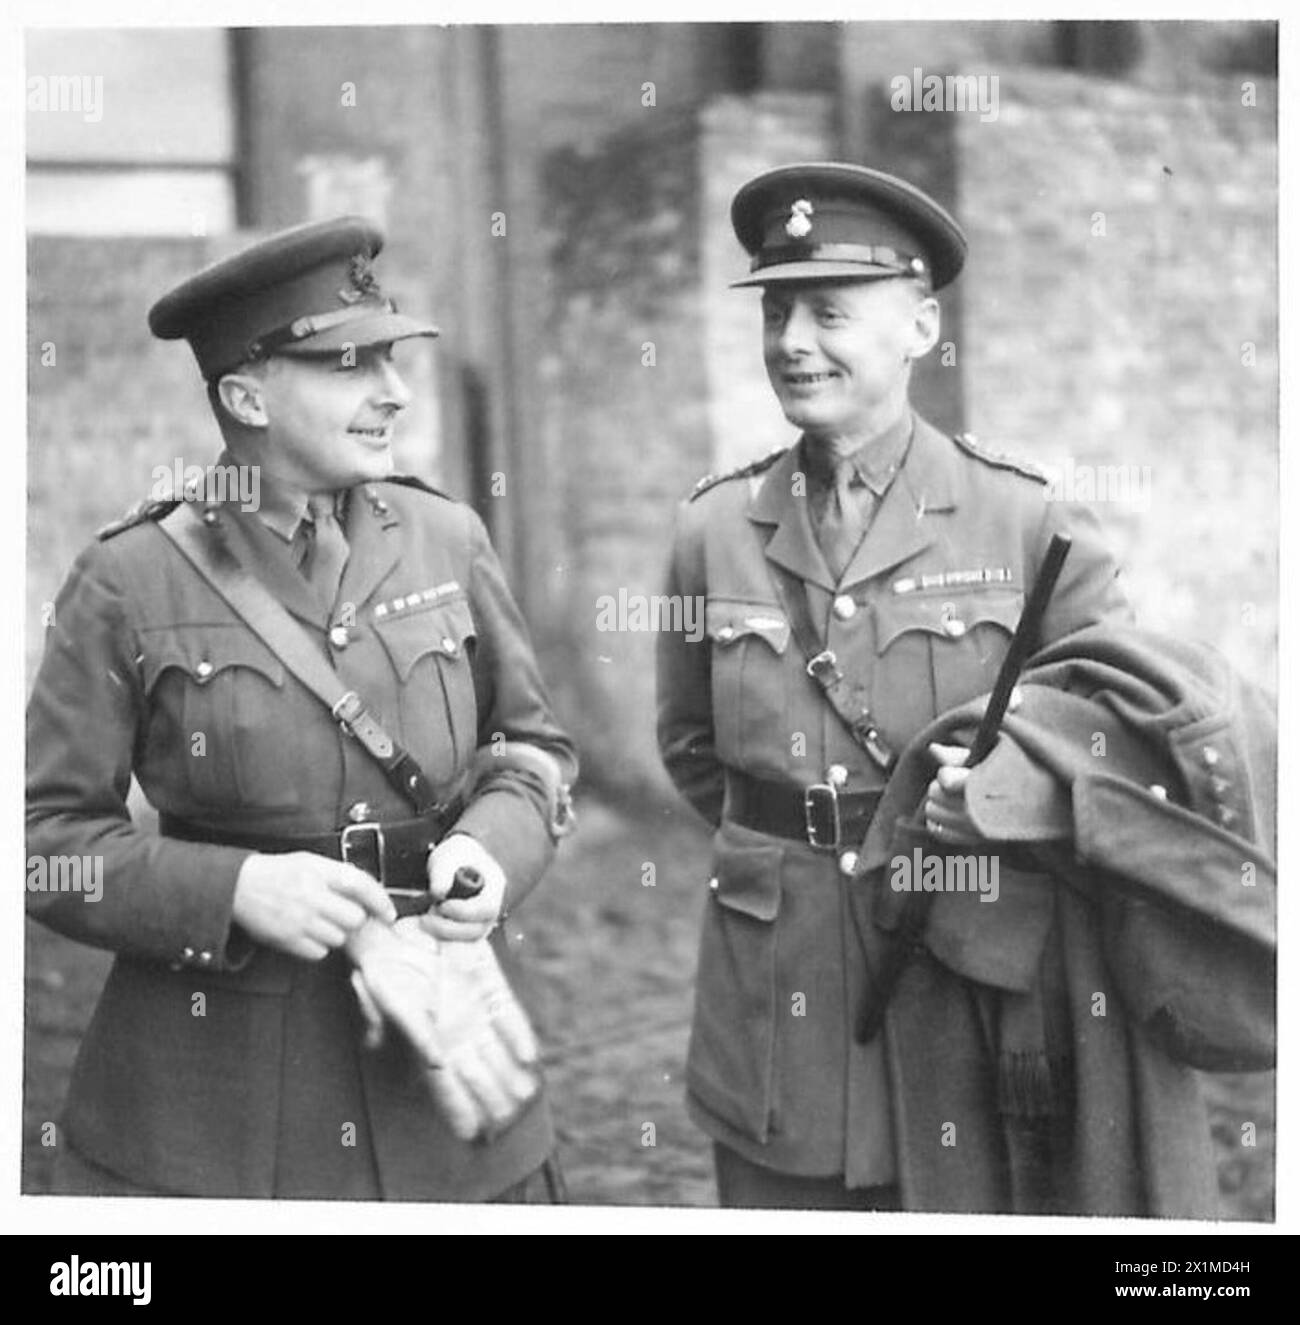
xmin=875 ymin=587 xmax=1023 ymax=654
xmin=138 ymin=624 xmax=285 ymax=692
xmin=373 ymin=595 xmax=477 ymax=680
xmin=705 ymin=599 xmax=790 ymax=655
xmin=711 ymin=835 xmax=784 ymax=922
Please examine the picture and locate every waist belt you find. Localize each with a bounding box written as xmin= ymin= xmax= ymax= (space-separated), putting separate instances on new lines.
xmin=725 ymin=773 xmax=882 ymax=852
xmin=162 ymin=801 xmax=462 ymax=916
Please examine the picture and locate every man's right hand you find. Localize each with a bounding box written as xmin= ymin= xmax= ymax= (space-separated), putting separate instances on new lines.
xmin=232 ymin=852 xmax=397 ymax=960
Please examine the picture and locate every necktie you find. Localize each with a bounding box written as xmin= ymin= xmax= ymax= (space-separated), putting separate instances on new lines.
xmin=816 ymin=457 xmax=868 ymax=581
xmin=301 ymin=493 xmax=350 ymax=604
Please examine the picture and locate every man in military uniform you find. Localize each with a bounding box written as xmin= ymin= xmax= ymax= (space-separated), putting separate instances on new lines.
xmin=27 ymin=217 xmax=577 ymax=1200
xmin=656 ymin=164 xmax=1131 ymax=1208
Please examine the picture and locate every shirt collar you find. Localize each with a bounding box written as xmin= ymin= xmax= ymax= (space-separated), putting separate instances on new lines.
xmin=215 ymin=448 xmax=340 ymax=543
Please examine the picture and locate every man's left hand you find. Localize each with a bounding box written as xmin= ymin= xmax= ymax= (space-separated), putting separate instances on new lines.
xmin=421 ymin=834 xmax=508 ymax=942
xmin=923 ymin=686 xmax=1023 ymax=844
xmin=923 ymin=743 xmax=984 ymax=844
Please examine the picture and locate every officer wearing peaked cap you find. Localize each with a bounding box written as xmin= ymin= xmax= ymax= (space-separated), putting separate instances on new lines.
xmin=28 ymin=216 xmax=577 ymax=1200
xmin=657 ymin=163 xmax=1132 ymax=1208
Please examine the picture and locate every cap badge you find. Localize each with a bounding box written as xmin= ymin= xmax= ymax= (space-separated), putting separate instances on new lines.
xmin=338 ymin=253 xmax=381 ymax=305
xmin=784 ymin=199 xmax=814 ymax=239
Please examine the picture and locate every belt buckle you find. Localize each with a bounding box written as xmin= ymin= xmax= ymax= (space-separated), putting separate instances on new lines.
xmin=803 ymin=783 xmax=841 ymax=852
xmin=340 ymin=821 xmax=388 ymax=889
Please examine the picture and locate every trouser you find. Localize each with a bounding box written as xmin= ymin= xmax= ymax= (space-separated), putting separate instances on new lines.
xmin=51 ymin=1139 xmax=565 ymax=1204
xmin=714 ymin=1143 xmax=901 ymax=1211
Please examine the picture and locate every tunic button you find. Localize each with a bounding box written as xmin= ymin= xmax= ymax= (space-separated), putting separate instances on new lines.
xmin=1148 ymin=784 xmax=1168 ymax=800
xmin=826 ymin=764 xmax=849 ymax=788
xmin=708 ymin=876 xmax=719 ymax=893
xmin=198 ymin=951 xmax=213 ymax=965
xmin=194 ymin=660 xmax=214 ymax=681
xmin=1202 ymin=746 xmax=1220 ymax=767
xmin=348 ymin=801 xmax=373 ymax=823
xmin=1210 ymin=776 xmax=1231 ymax=797
xmin=839 ymin=850 xmax=859 ymax=876
xmin=942 ymin=616 xmax=967 ymax=638
xmin=182 ymin=946 xmax=195 ymax=962
xmin=329 ymin=625 xmax=350 ymax=649
xmin=441 ymin=636 xmax=458 ymax=656
xmin=202 ymin=509 xmax=218 ymax=527
xmin=1217 ymin=806 xmax=1237 ymax=828
xmin=717 ymin=626 xmax=736 ymax=643
xmin=832 ymin=594 xmax=857 ymax=621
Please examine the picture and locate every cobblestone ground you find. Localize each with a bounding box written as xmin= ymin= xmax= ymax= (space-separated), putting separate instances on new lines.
xmin=24 ymin=794 xmax=1272 ymax=1218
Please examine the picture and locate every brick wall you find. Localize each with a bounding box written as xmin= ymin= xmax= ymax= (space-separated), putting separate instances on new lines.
xmin=951 ymin=70 xmax=1277 ymax=690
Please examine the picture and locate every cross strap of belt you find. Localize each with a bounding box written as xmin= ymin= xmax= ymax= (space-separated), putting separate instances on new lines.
xmin=157 ymin=501 xmax=442 ymax=816
xmin=757 ymin=531 xmax=896 ymax=773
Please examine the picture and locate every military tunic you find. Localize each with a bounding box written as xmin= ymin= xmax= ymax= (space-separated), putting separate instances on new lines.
xmin=27 ymin=476 xmax=576 ymax=1199
xmin=656 ymin=411 xmax=1132 ymax=1184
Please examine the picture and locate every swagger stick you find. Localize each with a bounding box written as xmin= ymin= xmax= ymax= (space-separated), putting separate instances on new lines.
xmin=967 ymin=533 xmax=1072 ymax=767
xmin=854 ymin=533 xmax=1073 ymax=1043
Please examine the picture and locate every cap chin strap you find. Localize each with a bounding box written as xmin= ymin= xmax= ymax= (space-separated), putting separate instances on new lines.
xmin=245 ymin=296 xmax=398 ymax=360
xmin=751 ymin=242 xmax=926 ymax=277
xmin=204 ymin=297 xmax=398 ymax=382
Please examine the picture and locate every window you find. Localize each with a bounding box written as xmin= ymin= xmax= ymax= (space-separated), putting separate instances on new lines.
xmin=26 ymin=28 xmax=239 ymax=235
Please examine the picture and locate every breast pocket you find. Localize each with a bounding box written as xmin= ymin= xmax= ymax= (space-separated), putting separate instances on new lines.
xmin=372 ymin=595 xmax=479 ymax=783
xmin=871 ymin=588 xmax=1023 ymax=745
xmin=705 ymin=598 xmax=791 ymax=765
xmin=139 ymin=624 xmax=294 ymax=810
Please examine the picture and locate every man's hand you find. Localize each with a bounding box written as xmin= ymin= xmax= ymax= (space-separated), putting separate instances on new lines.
xmin=923 ymin=743 xmax=982 ymax=844
xmin=421 ymin=834 xmax=507 ymax=942
xmin=923 ymin=686 xmax=1023 ymax=845
xmin=232 ymin=852 xmax=396 ymax=960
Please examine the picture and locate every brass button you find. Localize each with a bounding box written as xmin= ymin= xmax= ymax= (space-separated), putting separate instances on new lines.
xmin=832 ymin=594 xmax=857 ymax=621
xmin=708 ymin=876 xmax=719 ymax=893
xmin=1217 ymin=806 xmax=1237 ymax=828
xmin=826 ymin=764 xmax=849 ymax=788
xmin=1211 ymin=776 xmax=1231 ymax=797
xmin=1148 ymin=784 xmax=1168 ymax=800
xmin=1202 ymin=746 xmax=1220 ymax=767
xmin=839 ymin=850 xmax=859 ymax=876
xmin=348 ymin=801 xmax=373 ymax=823
xmin=195 ymin=660 xmax=214 ymax=681
xmin=942 ymin=616 xmax=967 ymax=638
xmin=329 ymin=625 xmax=350 ymax=649
xmin=717 ymin=625 xmax=736 ymax=643
xmin=182 ymin=946 xmax=195 ymax=962
xmin=441 ymin=636 xmax=458 ymax=656
xmin=198 ymin=950 xmax=213 ymax=965
xmin=202 ymin=509 xmax=218 ymax=527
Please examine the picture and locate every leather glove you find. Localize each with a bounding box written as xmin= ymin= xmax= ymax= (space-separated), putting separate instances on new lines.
xmin=349 ymin=919 xmax=541 ymax=1140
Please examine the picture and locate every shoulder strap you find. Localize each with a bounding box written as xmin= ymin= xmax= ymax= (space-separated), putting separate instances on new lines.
xmin=758 ymin=531 xmax=895 ymax=773
xmin=156 ymin=504 xmax=442 ymax=815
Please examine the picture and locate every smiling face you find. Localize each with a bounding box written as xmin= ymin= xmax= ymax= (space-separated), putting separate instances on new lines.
xmin=216 ymin=342 xmax=414 ymax=496
xmin=760 ymin=278 xmax=940 ymax=448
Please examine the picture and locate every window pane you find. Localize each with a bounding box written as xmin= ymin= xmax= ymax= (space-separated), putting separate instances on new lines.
xmin=26 ymin=168 xmax=235 ymax=236
xmin=26 ymin=28 xmax=233 ymax=164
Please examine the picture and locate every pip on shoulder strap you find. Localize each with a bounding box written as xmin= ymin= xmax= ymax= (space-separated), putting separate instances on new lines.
xmin=157 ymin=502 xmax=442 ymax=815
